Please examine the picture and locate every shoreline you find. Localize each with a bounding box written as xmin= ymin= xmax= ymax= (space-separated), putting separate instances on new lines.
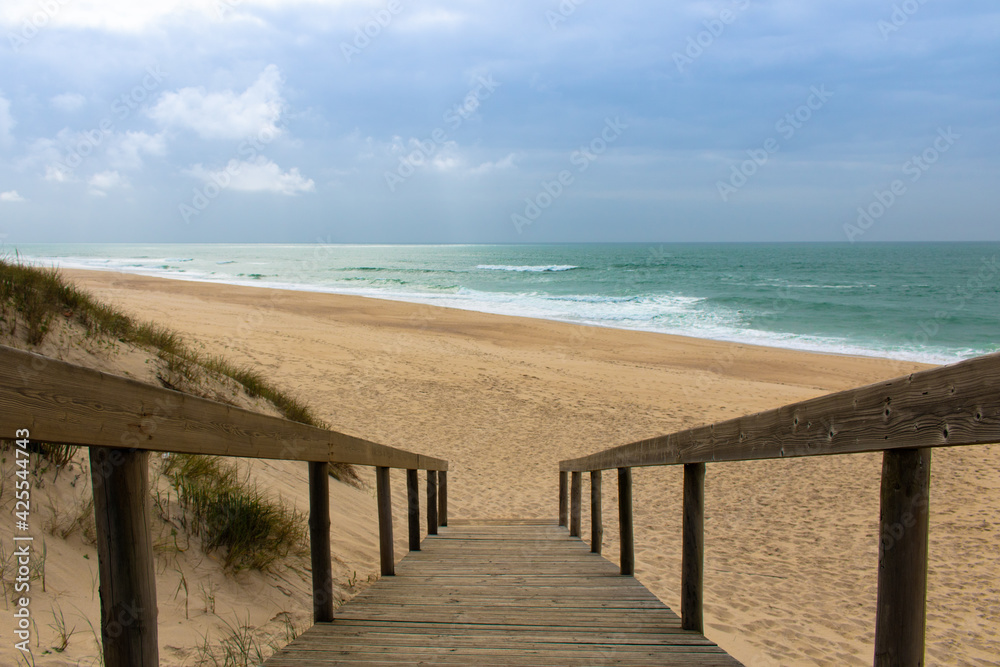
xmin=51 ymin=267 xmax=999 ymax=666
xmin=53 ymin=262 xmax=949 ymax=367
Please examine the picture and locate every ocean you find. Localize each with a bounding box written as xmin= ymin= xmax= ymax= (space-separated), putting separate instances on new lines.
xmin=9 ymin=242 xmax=999 ymax=365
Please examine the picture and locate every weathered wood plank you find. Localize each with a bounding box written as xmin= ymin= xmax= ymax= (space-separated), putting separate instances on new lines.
xmin=619 ymin=467 xmax=634 ymax=576
xmin=308 ymin=461 xmax=334 ymax=623
xmin=90 ymin=447 xmax=158 ymax=667
xmin=264 ymin=521 xmax=739 ymax=666
xmin=438 ymin=470 xmax=448 ymax=527
xmin=591 ymin=470 xmax=603 ymax=554
xmin=376 ymin=467 xmax=394 ymax=576
xmin=682 ymin=462 xmax=705 ymax=633
xmin=874 ymin=448 xmax=931 ymax=666
xmin=569 ymin=471 xmax=582 ymax=537
xmin=558 ymin=471 xmax=568 ymax=527
xmin=427 ymin=470 xmax=438 ymax=536
xmin=406 ymin=469 xmax=420 ymax=552
xmin=561 ymin=351 xmax=1000 ymax=471
xmin=0 ymin=345 xmax=447 ymax=470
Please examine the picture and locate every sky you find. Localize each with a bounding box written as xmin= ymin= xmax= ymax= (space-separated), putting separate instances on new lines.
xmin=0 ymin=0 xmax=997 ymax=244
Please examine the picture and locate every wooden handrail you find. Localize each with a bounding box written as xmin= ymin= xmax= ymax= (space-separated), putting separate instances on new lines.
xmin=557 ymin=351 xmax=1000 ymax=666
xmin=1 ymin=344 xmax=448 ymax=666
xmin=0 ymin=345 xmax=448 ymax=470
xmin=560 ymin=350 xmax=1000 ymax=472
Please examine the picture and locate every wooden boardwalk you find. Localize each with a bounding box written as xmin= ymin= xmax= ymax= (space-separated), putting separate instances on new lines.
xmin=266 ymin=519 xmax=740 ymax=666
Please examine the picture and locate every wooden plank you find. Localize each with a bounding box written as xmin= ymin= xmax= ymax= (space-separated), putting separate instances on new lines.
xmin=406 ymin=469 xmax=420 ymax=552
xmin=874 ymin=448 xmax=931 ymax=666
xmin=427 ymin=470 xmax=438 ymax=536
xmin=561 ymin=351 xmax=1000 ymax=471
xmin=376 ymin=467 xmax=394 ymax=576
xmin=590 ymin=470 xmax=602 ymax=554
xmin=681 ymin=462 xmax=705 ymax=632
xmin=90 ymin=447 xmax=158 ymax=667
xmin=619 ymin=467 xmax=634 ymax=576
xmin=308 ymin=461 xmax=334 ymax=623
xmin=569 ymin=471 xmax=582 ymax=537
xmin=439 ymin=470 xmax=448 ymax=527
xmin=265 ymin=521 xmax=739 ymax=666
xmin=0 ymin=344 xmax=448 ymax=470
xmin=558 ymin=471 xmax=568 ymax=527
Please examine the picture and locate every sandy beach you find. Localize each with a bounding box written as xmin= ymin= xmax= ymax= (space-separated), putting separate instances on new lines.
xmin=17 ymin=268 xmax=1000 ymax=665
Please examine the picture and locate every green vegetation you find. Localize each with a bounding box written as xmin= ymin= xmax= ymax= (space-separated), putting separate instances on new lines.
xmin=163 ymin=454 xmax=307 ymax=572
xmin=0 ymin=256 xmax=358 ymax=483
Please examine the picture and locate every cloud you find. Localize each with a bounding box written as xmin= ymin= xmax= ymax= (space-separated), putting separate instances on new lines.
xmin=0 ymin=95 xmax=14 ymax=147
xmin=0 ymin=0 xmax=373 ymax=33
xmin=148 ymin=65 xmax=285 ymax=140
xmin=107 ymin=131 xmax=167 ymax=169
xmin=470 ymin=153 xmax=517 ymax=175
xmin=88 ymin=170 xmax=128 ymax=196
xmin=0 ymin=190 xmax=25 ymax=202
xmin=51 ymin=93 xmax=87 ymax=112
xmin=185 ymin=156 xmax=314 ymax=195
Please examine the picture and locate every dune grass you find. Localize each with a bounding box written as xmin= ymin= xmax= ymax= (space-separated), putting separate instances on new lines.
xmin=163 ymin=454 xmax=307 ymax=572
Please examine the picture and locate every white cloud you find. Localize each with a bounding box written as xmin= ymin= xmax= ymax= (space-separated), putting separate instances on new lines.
xmin=0 ymin=1 xmax=374 ymax=33
xmin=107 ymin=131 xmax=167 ymax=169
xmin=148 ymin=65 xmax=285 ymax=140
xmin=0 ymin=190 xmax=25 ymax=202
xmin=0 ymin=95 xmax=15 ymax=147
xmin=88 ymin=170 xmax=127 ymax=196
xmin=185 ymin=156 xmax=314 ymax=195
xmin=469 ymin=153 xmax=517 ymax=175
xmin=51 ymin=93 xmax=87 ymax=112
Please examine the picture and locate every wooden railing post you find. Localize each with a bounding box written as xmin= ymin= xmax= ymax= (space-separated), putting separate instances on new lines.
xmin=90 ymin=447 xmax=158 ymax=666
xmin=590 ymin=470 xmax=603 ymax=554
xmin=558 ymin=471 xmax=569 ymax=527
xmin=308 ymin=461 xmax=334 ymax=623
xmin=427 ymin=470 xmax=439 ymax=536
xmin=618 ymin=467 xmax=634 ymax=576
xmin=569 ymin=471 xmax=582 ymax=537
xmin=681 ymin=462 xmax=705 ymax=632
xmin=376 ymin=466 xmax=394 ymax=576
xmin=406 ymin=469 xmax=420 ymax=551
xmin=874 ymin=448 xmax=931 ymax=666
xmin=438 ymin=470 xmax=448 ymax=527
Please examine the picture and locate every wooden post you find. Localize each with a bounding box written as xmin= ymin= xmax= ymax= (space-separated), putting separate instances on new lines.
xmin=376 ymin=466 xmax=394 ymax=576
xmin=308 ymin=461 xmax=334 ymax=623
xmin=558 ymin=471 xmax=568 ymax=527
xmin=89 ymin=447 xmax=158 ymax=666
xmin=874 ymin=448 xmax=931 ymax=666
xmin=618 ymin=467 xmax=634 ymax=576
xmin=681 ymin=462 xmax=705 ymax=632
xmin=438 ymin=470 xmax=448 ymax=527
xmin=406 ymin=469 xmax=420 ymax=552
xmin=427 ymin=470 xmax=438 ymax=536
xmin=569 ymin=471 xmax=582 ymax=537
xmin=590 ymin=470 xmax=603 ymax=554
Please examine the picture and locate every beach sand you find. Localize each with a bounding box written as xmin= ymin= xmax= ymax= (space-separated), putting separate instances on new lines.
xmin=31 ymin=269 xmax=1000 ymax=664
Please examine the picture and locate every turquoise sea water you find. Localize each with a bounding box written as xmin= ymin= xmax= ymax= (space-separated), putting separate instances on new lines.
xmin=10 ymin=243 xmax=999 ymax=364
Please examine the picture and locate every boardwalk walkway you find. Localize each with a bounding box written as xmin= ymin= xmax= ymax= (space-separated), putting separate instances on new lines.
xmin=266 ymin=519 xmax=740 ymax=666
